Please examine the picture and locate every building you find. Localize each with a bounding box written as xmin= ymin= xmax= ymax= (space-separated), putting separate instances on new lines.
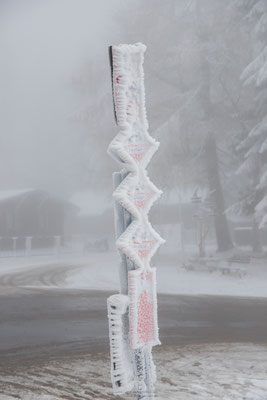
xmin=0 ymin=189 xmax=75 ymax=250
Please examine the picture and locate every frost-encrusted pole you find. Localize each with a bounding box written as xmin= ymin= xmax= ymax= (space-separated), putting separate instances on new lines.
xmin=107 ymin=43 xmax=164 ymax=399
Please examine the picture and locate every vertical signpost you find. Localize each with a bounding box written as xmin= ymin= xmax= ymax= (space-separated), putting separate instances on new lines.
xmin=107 ymin=43 xmax=164 ymax=399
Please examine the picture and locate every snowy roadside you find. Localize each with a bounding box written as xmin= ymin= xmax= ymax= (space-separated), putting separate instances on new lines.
xmin=0 ymin=250 xmax=267 ymax=298
xmin=0 ymin=343 xmax=266 ymax=399
xmin=0 ymin=252 xmax=89 ymax=275
xmin=62 ymin=250 xmax=267 ymax=298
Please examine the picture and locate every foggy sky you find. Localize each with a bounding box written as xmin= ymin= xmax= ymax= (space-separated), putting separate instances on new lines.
xmin=0 ymin=0 xmax=253 ymax=208
xmin=0 ymin=0 xmax=126 ymax=198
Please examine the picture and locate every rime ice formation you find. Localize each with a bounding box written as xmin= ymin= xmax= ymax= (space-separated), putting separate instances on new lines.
xmin=107 ymin=43 xmax=164 ymax=398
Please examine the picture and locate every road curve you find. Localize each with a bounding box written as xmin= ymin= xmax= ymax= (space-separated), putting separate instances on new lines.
xmin=0 ymin=262 xmax=267 ymax=368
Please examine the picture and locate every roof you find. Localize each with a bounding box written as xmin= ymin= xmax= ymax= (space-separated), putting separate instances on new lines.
xmin=0 ymin=189 xmax=35 ymax=203
xmin=0 ymin=190 xmax=75 ymax=210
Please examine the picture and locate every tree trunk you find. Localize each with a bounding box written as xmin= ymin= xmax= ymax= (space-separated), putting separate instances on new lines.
xmin=205 ymin=133 xmax=233 ymax=252
xmin=251 ymin=158 xmax=262 ymax=253
xmin=252 ymin=217 xmax=262 ymax=253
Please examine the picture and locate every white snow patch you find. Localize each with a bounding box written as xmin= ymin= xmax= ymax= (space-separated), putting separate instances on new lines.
xmin=61 ymin=250 xmax=267 ymax=298
xmin=1 ymin=249 xmax=267 ymax=298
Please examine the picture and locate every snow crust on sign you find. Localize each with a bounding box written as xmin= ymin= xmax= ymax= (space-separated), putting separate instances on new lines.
xmin=110 ymin=43 xmax=148 ymax=129
xmin=107 ymin=42 xmax=164 ymax=398
xmin=116 ymin=219 xmax=165 ymax=269
xmin=128 ymin=268 xmax=160 ymax=349
xmin=107 ymin=294 xmax=134 ymax=394
xmin=108 ymin=126 xmax=159 ymax=170
xmin=113 ymin=171 xmax=162 ymax=219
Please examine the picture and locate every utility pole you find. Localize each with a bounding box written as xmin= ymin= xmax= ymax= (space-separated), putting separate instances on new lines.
xmin=107 ymin=43 xmax=164 ymax=399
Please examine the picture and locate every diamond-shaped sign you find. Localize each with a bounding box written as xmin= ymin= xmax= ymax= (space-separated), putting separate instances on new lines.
xmin=116 ymin=220 xmax=165 ymax=269
xmin=113 ymin=172 xmax=162 ymax=219
xmin=108 ymin=125 xmax=159 ymax=169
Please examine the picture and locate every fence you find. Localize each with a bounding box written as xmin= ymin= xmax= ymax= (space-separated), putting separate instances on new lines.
xmin=0 ymin=235 xmax=110 ymax=258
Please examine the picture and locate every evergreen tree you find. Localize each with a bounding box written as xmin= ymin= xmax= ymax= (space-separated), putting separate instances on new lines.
xmin=232 ymin=0 xmax=267 ymax=248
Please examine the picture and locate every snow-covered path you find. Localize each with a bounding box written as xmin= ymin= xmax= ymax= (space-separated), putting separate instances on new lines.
xmin=1 ymin=343 xmax=266 ymax=399
xmin=0 ymin=250 xmax=267 ymax=297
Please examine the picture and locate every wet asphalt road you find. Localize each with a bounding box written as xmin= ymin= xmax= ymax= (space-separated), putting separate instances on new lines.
xmin=0 ymin=288 xmax=267 ymax=368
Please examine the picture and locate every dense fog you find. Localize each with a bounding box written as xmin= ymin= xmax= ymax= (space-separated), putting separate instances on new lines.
xmin=0 ymin=0 xmax=266 ymax=252
xmin=1 ymin=3 xmax=267 ymax=399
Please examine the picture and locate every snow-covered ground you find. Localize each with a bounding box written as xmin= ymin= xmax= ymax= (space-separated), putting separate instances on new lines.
xmin=0 ymin=248 xmax=267 ymax=297
xmin=1 ymin=343 xmax=267 ymax=399
xmin=1 ymin=251 xmax=266 ymax=399
xmin=64 ymin=250 xmax=267 ymax=298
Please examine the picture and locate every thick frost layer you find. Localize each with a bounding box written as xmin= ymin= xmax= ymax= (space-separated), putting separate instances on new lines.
xmin=128 ymin=268 xmax=160 ymax=349
xmin=113 ymin=171 xmax=162 ymax=219
xmin=107 ymin=294 xmax=134 ymax=394
xmin=116 ymin=219 xmax=165 ymax=270
xmin=107 ymin=42 xmax=164 ymax=398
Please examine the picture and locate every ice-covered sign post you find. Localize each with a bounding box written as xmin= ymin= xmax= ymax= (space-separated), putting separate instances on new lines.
xmin=107 ymin=43 xmax=164 ymax=399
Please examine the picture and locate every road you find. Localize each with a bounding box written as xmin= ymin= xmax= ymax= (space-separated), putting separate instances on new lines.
xmin=0 ymin=263 xmax=267 ymax=367
xmin=0 ymin=262 xmax=267 ymax=399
